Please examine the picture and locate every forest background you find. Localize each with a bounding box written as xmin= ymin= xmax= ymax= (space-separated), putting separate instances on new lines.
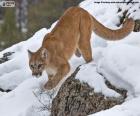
xmin=0 ymin=0 xmax=82 ymax=51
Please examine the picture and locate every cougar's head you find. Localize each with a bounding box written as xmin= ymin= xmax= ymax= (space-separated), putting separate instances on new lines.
xmin=28 ymin=48 xmax=48 ymax=77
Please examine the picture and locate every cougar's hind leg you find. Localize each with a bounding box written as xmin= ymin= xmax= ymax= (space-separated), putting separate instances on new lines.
xmin=79 ymin=38 xmax=92 ymax=63
xmin=78 ymin=17 xmax=93 ymax=63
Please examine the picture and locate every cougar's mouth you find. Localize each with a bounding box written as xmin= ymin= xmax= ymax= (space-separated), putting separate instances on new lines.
xmin=32 ymin=72 xmax=42 ymax=78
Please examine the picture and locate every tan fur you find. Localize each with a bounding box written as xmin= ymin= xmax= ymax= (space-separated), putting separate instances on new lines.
xmin=28 ymin=7 xmax=134 ymax=90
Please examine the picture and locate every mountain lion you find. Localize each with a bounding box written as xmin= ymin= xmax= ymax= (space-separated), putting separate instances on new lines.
xmin=28 ymin=7 xmax=134 ymax=90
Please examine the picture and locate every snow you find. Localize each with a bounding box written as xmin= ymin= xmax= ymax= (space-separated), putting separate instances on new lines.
xmin=0 ymin=77 xmax=51 ymax=116
xmin=97 ymin=44 xmax=140 ymax=97
xmin=0 ymin=28 xmax=48 ymax=90
xmin=0 ymin=0 xmax=140 ymax=116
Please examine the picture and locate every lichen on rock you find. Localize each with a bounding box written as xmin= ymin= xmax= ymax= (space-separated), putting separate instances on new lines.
xmin=51 ymin=67 xmax=127 ymax=116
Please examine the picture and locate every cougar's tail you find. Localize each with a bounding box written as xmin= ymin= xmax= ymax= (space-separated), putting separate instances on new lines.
xmin=92 ymin=16 xmax=135 ymax=40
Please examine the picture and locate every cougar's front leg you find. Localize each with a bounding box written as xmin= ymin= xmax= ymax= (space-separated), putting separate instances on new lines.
xmin=44 ymin=60 xmax=70 ymax=90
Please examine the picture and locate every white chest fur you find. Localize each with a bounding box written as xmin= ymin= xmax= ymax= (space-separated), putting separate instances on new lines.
xmin=46 ymin=67 xmax=57 ymax=76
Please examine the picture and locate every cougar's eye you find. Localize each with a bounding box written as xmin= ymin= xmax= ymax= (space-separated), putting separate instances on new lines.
xmin=38 ymin=64 xmax=43 ymax=68
xmin=30 ymin=64 xmax=34 ymax=68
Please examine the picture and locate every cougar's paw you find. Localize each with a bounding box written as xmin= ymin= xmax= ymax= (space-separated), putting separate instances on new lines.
xmin=44 ymin=80 xmax=56 ymax=90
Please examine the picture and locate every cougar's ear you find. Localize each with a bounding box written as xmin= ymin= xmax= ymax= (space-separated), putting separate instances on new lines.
xmin=28 ymin=49 xmax=33 ymax=59
xmin=41 ymin=48 xmax=48 ymax=59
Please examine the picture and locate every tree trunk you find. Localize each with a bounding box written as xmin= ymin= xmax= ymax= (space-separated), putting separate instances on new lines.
xmin=15 ymin=0 xmax=28 ymax=33
xmin=51 ymin=67 xmax=127 ymax=116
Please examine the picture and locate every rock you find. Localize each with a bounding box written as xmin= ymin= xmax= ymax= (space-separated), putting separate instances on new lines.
xmin=51 ymin=67 xmax=127 ymax=116
xmin=117 ymin=7 xmax=140 ymax=32
xmin=134 ymin=20 xmax=140 ymax=32
xmin=0 ymin=88 xmax=11 ymax=92
xmin=0 ymin=52 xmax=14 ymax=64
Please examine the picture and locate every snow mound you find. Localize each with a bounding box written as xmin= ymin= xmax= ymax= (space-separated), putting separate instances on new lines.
xmin=76 ymin=62 xmax=121 ymax=97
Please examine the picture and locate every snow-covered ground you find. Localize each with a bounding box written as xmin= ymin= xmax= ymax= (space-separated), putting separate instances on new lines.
xmin=0 ymin=0 xmax=140 ymax=116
